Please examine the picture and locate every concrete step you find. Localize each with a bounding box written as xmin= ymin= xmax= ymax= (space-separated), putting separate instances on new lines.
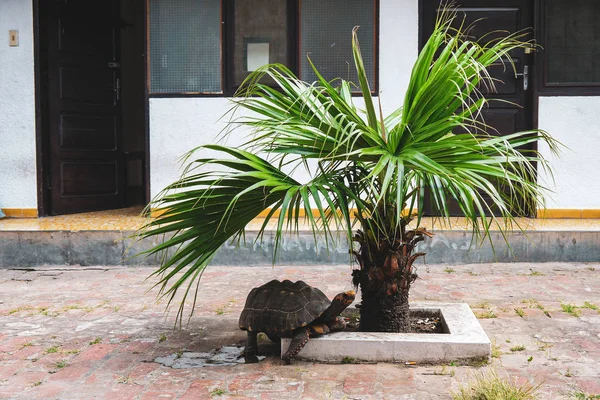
xmin=1 ymin=228 xmax=598 ymax=267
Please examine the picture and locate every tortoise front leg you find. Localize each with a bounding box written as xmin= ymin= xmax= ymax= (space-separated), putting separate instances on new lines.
xmin=282 ymin=327 xmax=309 ymax=364
xmin=244 ymin=331 xmax=259 ymax=363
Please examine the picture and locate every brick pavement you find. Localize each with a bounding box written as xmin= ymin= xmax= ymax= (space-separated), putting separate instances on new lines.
xmin=0 ymin=262 xmax=599 ymax=399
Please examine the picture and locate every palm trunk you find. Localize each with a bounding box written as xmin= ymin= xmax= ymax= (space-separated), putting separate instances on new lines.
xmin=351 ymin=207 xmax=430 ymax=333
xmin=357 ymin=269 xmax=411 ymax=332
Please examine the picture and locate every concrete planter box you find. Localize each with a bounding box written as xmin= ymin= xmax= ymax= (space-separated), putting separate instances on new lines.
xmin=281 ymin=302 xmax=490 ymax=364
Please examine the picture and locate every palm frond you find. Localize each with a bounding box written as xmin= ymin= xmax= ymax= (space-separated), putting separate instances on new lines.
xmin=139 ymin=7 xmax=560 ymax=321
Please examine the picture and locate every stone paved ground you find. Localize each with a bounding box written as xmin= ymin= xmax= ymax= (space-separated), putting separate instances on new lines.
xmin=0 ymin=262 xmax=599 ymax=399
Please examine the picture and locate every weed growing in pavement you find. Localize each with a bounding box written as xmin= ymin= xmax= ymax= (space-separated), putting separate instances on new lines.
xmin=472 ymin=301 xmax=490 ymax=309
xmin=570 ymin=391 xmax=600 ymax=400
xmin=582 ymin=302 xmax=599 ymax=312
xmin=510 ymin=345 xmax=526 ymax=352
xmin=514 ymin=308 xmax=525 ymax=318
xmin=45 ymin=346 xmax=59 ymax=354
xmin=32 ymin=381 xmax=42 ymax=387
xmin=521 ymin=298 xmax=551 ymax=318
xmin=89 ymin=337 xmax=102 ymax=345
xmin=444 ymin=267 xmax=455 ymax=274
xmin=55 ymin=360 xmax=68 ymax=369
xmin=158 ymin=334 xmax=167 ymax=343
xmin=451 ymin=370 xmax=541 ymax=400
xmin=561 ymin=303 xmax=581 ymax=317
xmin=475 ymin=309 xmax=497 ymax=319
xmin=341 ymin=356 xmax=356 ymax=364
xmin=432 ymin=365 xmax=456 ymax=376
xmin=210 ymin=388 xmax=226 ymax=397
xmin=491 ymin=340 xmax=502 ymax=359
xmin=528 ymin=270 xmax=546 ymax=276
xmin=564 ymin=369 xmax=574 ymax=377
xmin=116 ymin=375 xmax=132 ymax=384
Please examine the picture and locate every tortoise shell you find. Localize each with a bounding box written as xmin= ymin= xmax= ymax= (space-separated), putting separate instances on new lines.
xmin=239 ymin=280 xmax=330 ymax=336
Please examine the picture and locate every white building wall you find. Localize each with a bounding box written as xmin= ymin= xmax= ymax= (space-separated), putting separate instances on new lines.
xmin=0 ymin=1 xmax=596 ymax=214
xmin=538 ymin=97 xmax=600 ymax=209
xmin=0 ymin=0 xmax=37 ymax=209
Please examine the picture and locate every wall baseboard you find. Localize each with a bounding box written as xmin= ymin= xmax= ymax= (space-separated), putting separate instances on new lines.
xmin=1 ymin=208 xmax=38 ymax=218
xmin=537 ymin=209 xmax=600 ymax=219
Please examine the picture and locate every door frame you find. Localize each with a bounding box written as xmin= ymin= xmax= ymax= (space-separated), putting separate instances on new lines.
xmin=32 ymin=0 xmax=150 ymax=217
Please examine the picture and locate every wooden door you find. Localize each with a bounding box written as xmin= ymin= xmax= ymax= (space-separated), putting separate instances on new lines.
xmin=420 ymin=0 xmax=535 ymax=216
xmin=43 ymin=0 xmax=124 ymax=215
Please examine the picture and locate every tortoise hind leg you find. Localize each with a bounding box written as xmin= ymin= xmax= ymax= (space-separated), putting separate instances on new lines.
xmin=244 ymin=331 xmax=259 ymax=363
xmin=282 ymin=327 xmax=309 ymax=364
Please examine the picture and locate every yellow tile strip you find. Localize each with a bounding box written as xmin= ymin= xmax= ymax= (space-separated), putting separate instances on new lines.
xmin=1 ymin=208 xmax=38 ymax=218
xmin=537 ymin=209 xmax=600 ymax=219
xmin=2 ymin=207 xmax=599 ymax=221
xmin=153 ymin=207 xmax=600 ymax=220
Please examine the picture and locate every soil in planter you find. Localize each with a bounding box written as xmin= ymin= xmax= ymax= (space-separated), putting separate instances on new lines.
xmin=341 ymin=307 xmax=445 ymax=334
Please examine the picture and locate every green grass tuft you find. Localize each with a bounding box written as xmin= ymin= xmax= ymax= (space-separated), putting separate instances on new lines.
xmin=571 ymin=391 xmax=600 ymax=400
xmin=451 ymin=370 xmax=541 ymax=400
xmin=510 ymin=345 xmax=526 ymax=352
xmin=561 ymin=303 xmax=581 ymax=317
xmin=491 ymin=340 xmax=502 ymax=359
xmin=475 ymin=310 xmax=497 ymax=319
xmin=210 ymin=388 xmax=226 ymax=397
xmin=514 ymin=308 xmax=525 ymax=318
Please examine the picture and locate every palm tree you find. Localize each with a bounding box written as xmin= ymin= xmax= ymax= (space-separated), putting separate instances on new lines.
xmin=139 ymin=10 xmax=559 ymax=331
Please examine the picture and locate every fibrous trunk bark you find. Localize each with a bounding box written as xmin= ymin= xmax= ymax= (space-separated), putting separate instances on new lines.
xmin=351 ymin=208 xmax=430 ymax=333
xmin=357 ymin=267 xmax=411 ymax=332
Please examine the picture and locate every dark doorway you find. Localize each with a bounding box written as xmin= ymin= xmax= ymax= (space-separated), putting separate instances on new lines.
xmin=37 ymin=0 xmax=147 ymax=216
xmin=420 ymin=0 xmax=536 ymax=216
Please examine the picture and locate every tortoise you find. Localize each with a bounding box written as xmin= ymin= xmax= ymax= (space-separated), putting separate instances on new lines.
xmin=239 ymin=279 xmax=355 ymax=364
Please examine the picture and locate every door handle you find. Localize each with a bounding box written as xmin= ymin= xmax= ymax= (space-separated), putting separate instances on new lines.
xmin=515 ymin=65 xmax=529 ymax=91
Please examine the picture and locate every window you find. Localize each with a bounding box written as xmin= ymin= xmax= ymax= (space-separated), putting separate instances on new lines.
xmin=300 ymin=0 xmax=376 ymax=90
xmin=149 ymin=0 xmax=221 ymax=94
xmin=148 ymin=0 xmax=378 ymax=96
xmin=226 ymin=0 xmax=295 ymax=93
xmin=538 ymin=0 xmax=600 ymax=94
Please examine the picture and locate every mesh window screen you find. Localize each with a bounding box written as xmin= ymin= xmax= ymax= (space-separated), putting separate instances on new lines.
xmin=149 ymin=0 xmax=221 ymax=93
xmin=300 ymin=0 xmax=375 ymax=90
xmin=545 ymin=0 xmax=600 ymax=84
xmin=232 ymin=0 xmax=289 ymax=88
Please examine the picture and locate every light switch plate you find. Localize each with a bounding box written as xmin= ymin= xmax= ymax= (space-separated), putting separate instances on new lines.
xmin=9 ymin=30 xmax=18 ymax=47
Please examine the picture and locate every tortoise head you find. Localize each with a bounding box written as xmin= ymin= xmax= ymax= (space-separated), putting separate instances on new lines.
xmin=318 ymin=289 xmax=356 ymax=324
xmin=330 ymin=290 xmax=356 ymax=315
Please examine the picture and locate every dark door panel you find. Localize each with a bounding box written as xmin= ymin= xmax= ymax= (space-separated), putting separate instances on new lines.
xmin=43 ymin=0 xmax=124 ymax=215
xmin=420 ymin=0 xmax=535 ymax=216
xmin=60 ymin=115 xmax=117 ymax=151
